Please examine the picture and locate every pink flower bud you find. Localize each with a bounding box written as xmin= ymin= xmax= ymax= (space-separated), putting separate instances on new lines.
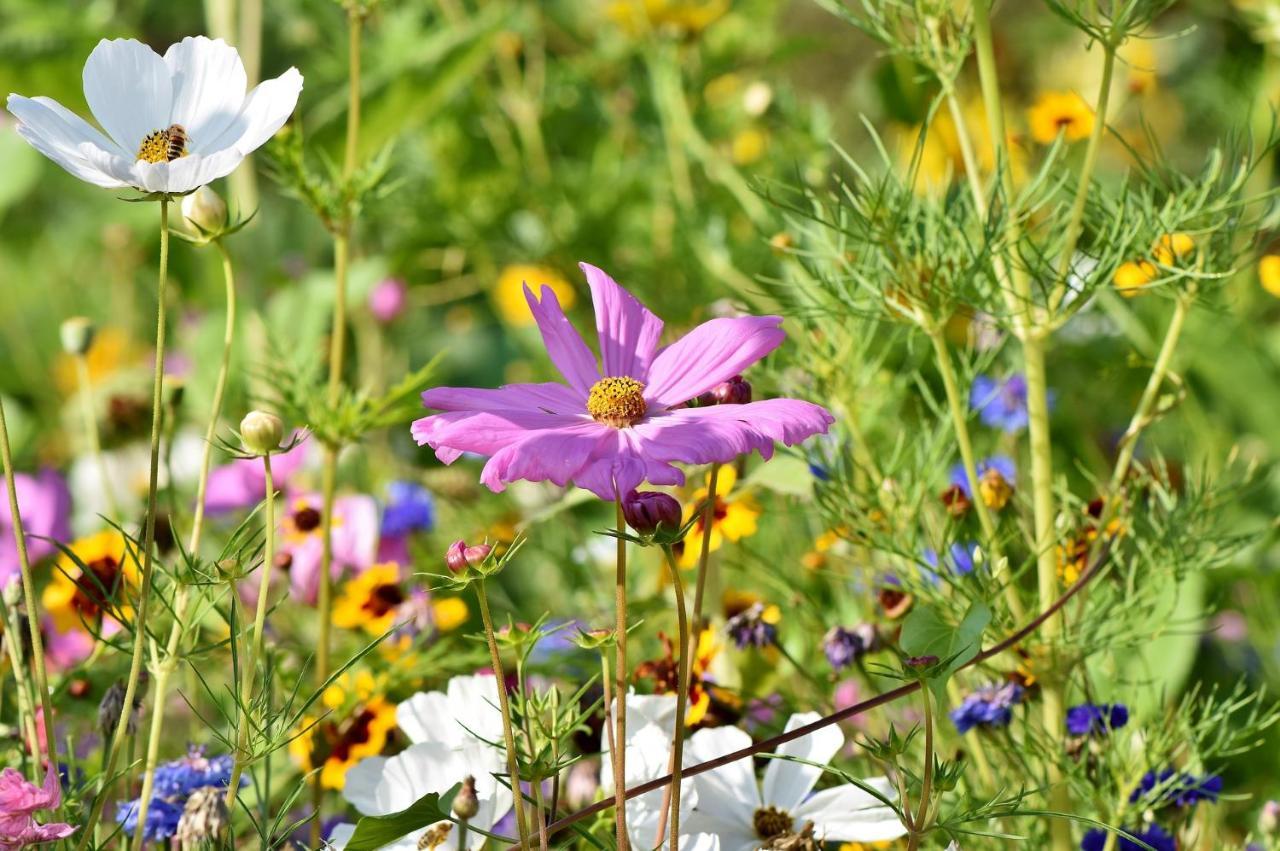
xmin=622 ymin=490 xmax=681 ymax=535
xmin=369 ymin=278 xmax=408 ymax=324
xmin=446 ymin=540 xmax=492 ymax=573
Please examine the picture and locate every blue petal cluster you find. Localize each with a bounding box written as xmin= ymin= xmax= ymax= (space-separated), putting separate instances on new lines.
xmin=116 ymin=748 xmax=240 ymax=842
xmin=949 ymin=682 xmax=1025 ymax=733
xmin=948 ymin=455 xmax=1016 ymax=493
xmin=381 ymin=481 xmax=435 ymax=537
xmin=725 ymin=603 xmax=777 ymax=649
xmin=1066 ymin=702 xmax=1129 ymax=737
xmin=823 ymin=624 xmax=876 ymax=670
xmin=923 ymin=542 xmax=978 ymax=578
xmin=971 ymin=374 xmax=1035 ymax=433
xmin=1081 ymin=824 xmax=1176 ymax=851
xmin=1129 ymin=769 xmax=1223 ymax=808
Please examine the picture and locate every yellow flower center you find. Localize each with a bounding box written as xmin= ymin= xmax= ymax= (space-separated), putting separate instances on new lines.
xmin=136 ymin=124 xmax=189 ymax=163
xmin=586 ymin=376 xmax=647 ymax=427
xmin=753 ymin=806 xmax=793 ymax=840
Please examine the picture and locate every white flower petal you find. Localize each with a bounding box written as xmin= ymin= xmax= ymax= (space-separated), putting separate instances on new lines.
xmin=164 ymin=36 xmax=247 ymax=150
xmin=204 ymin=67 xmax=302 ymax=156
xmin=324 ymin=822 xmax=355 ymax=850
xmin=83 ymin=38 xmax=172 ymax=152
xmin=686 ymin=725 xmax=760 ymax=825
xmin=444 ymin=673 xmax=505 ymax=745
xmin=341 ymin=755 xmax=389 ymax=816
xmin=375 ymin=742 xmax=463 ymax=813
xmin=761 ymin=712 xmax=843 ymax=813
xmin=792 ymin=780 xmax=908 ymax=843
xmin=6 ymin=95 xmax=127 ymax=187
xmin=396 ymin=689 xmax=455 ymax=746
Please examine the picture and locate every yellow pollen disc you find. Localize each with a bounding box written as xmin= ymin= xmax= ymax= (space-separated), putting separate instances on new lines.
xmin=586 ymin=376 xmax=647 ymax=427
xmin=136 ymin=126 xmax=189 ymax=164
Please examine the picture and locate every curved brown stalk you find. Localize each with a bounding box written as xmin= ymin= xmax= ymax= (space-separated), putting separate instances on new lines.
xmin=508 ymin=541 xmax=1113 ymax=849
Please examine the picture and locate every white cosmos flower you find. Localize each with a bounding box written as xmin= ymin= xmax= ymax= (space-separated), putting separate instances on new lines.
xmin=327 ymin=675 xmax=513 ymax=851
xmin=6 ymin=36 xmax=301 ymax=194
xmin=686 ymin=712 xmax=907 ymax=851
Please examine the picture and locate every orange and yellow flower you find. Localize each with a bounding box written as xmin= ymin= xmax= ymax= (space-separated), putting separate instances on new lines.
xmin=677 ymin=466 xmax=760 ymax=567
xmin=1027 ymin=91 xmax=1095 ymax=145
xmin=42 ymin=530 xmax=135 ymax=633
xmin=290 ymin=696 xmax=397 ymax=790
xmin=332 ymin=563 xmax=408 ymax=636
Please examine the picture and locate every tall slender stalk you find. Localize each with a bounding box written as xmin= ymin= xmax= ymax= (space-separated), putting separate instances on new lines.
xmin=906 ymin=686 xmax=935 ymax=851
xmin=131 ymin=238 xmax=239 ymax=849
xmin=687 ymin=463 xmax=721 ymax=644
xmin=76 ymin=197 xmax=172 ymax=850
xmin=225 ymin=452 xmax=275 ymax=805
xmin=1 ymin=597 xmax=41 ymax=762
xmin=653 ymin=546 xmax=690 ymax=850
xmin=475 ymin=579 xmax=531 ymax=851
xmin=313 ymin=9 xmax=364 ymax=838
xmin=613 ymin=499 xmax=630 ymax=851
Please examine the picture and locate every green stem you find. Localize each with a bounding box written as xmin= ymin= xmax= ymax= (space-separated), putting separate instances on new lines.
xmin=224 ymin=451 xmax=275 ymax=805
xmin=653 ymin=547 xmax=690 ymax=849
xmin=131 ymin=238 xmax=238 ymax=848
xmin=476 ymin=579 xmax=531 ymax=851
xmin=75 ymin=196 xmax=171 ymax=851
xmin=906 ymin=685 xmax=935 ymax=851
xmin=688 ymin=464 xmax=721 ymax=647
xmin=1 ymin=599 xmax=40 ymax=762
xmin=613 ymin=499 xmax=630 ymax=851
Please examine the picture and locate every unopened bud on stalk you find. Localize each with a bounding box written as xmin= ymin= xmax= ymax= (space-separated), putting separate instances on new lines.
xmin=622 ymin=490 xmax=681 ymax=536
xmin=451 ymin=775 xmax=480 ymax=820
xmin=60 ymin=317 xmax=96 ymax=356
xmin=445 ymin=540 xmax=491 ymax=574
xmin=98 ymin=678 xmax=145 ymax=739
xmin=181 ymin=185 xmax=228 ymax=234
xmin=240 ymin=411 xmax=284 ymax=456
xmin=697 ymin=374 xmax=752 ymax=406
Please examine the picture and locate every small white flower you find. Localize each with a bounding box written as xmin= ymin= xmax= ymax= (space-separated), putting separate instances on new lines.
xmin=328 ymin=675 xmax=514 ymax=851
xmin=686 ymin=712 xmax=908 ymax=850
xmin=6 ymin=36 xmax=301 ymax=194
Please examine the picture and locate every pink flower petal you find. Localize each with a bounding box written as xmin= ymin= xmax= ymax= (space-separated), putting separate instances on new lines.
xmin=524 ymin=284 xmax=600 ymax=394
xmin=572 ymin=429 xmax=686 ymax=500
xmin=479 ymin=422 xmax=608 ymax=492
xmin=421 ymin=382 xmax=584 ymax=416
xmin=579 ymin=263 xmax=663 ymax=380
xmin=412 ymin=410 xmax=587 ymax=462
xmin=635 ymin=399 xmax=834 ymax=467
xmin=644 ymin=316 xmax=786 ymax=408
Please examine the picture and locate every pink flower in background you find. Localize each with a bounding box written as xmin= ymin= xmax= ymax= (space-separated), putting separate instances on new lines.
xmin=369 ymin=278 xmax=408 ymax=323
xmin=0 ymin=471 xmax=70 ymax=586
xmin=0 ymin=767 xmax=75 ymax=849
xmin=42 ymin=619 xmax=95 ymax=672
xmin=412 ymin=263 xmax=834 ymax=500
xmin=272 ymin=492 xmax=378 ymax=604
xmin=204 ymin=437 xmax=309 ymax=514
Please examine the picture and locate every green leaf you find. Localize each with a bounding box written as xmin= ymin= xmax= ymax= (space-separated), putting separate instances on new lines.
xmin=343 ymin=785 xmax=457 ymax=851
xmin=900 ymin=601 xmax=991 ymax=700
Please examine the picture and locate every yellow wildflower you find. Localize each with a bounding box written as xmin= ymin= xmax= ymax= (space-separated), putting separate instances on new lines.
xmin=1027 ymin=91 xmax=1095 ymax=144
xmin=1260 ymin=254 xmax=1280 ymax=297
xmin=493 ymin=264 xmax=575 ymax=327
xmin=678 ymin=466 xmax=760 ymax=567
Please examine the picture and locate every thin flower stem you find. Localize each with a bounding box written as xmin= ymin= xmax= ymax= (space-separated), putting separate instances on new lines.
xmin=907 ymin=686 xmax=935 ymax=851
xmin=531 ymin=774 xmax=550 ymax=851
xmin=613 ymin=498 xmax=630 ymax=851
xmin=75 ymin=355 xmax=119 ymax=523
xmin=600 ymin=652 xmax=617 ymax=761
xmin=225 ymin=451 xmax=276 ymax=807
xmin=1 ymin=599 xmax=40 ymax=762
xmin=512 ymin=540 xmax=1115 ymax=849
xmin=475 ymin=578 xmax=531 ymax=851
xmin=688 ymin=463 xmax=721 ymax=648
xmin=653 ymin=546 xmax=690 ymax=849
xmin=927 ymin=327 xmax=1024 ymax=622
xmin=131 ymin=237 xmax=238 ymax=850
xmin=75 ymin=196 xmax=171 ymax=850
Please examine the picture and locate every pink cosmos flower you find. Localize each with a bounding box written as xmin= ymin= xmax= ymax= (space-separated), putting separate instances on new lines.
xmin=412 ymin=263 xmax=834 ymax=499
xmin=270 ymin=491 xmax=378 ymax=604
xmin=0 ymin=767 xmax=75 ymax=849
xmin=0 ymin=471 xmax=71 ymax=586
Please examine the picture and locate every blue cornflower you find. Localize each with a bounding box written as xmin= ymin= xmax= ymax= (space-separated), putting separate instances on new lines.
xmin=1081 ymin=824 xmax=1176 ymax=851
xmin=950 ymin=682 xmax=1025 ymax=733
xmin=971 ymin=374 xmax=1033 ymax=433
xmin=923 ymin=542 xmax=979 ymax=578
xmin=119 ymin=748 xmax=242 ymax=840
xmin=381 ymin=481 xmax=435 ymax=538
xmin=1130 ymin=769 xmax=1223 ymax=808
xmin=725 ymin=603 xmax=779 ymax=649
xmin=948 ymin=456 xmax=1016 ymax=493
xmin=116 ymin=796 xmax=185 ymax=843
xmin=1066 ymin=703 xmax=1129 ymax=737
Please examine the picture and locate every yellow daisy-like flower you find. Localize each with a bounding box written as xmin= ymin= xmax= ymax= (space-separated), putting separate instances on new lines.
xmin=332 ymin=563 xmax=406 ymax=636
xmin=1259 ymin=255 xmax=1280 ymax=297
xmin=290 ymin=696 xmax=397 ymax=790
xmin=42 ymin=530 xmax=134 ymax=633
xmin=493 ymin=264 xmax=575 ymax=327
xmin=1027 ymin=91 xmax=1095 ymax=145
xmin=605 ymin=0 xmax=729 ymax=36
xmin=322 ymin=670 xmax=380 ymax=711
xmin=678 ymin=466 xmax=760 ymax=568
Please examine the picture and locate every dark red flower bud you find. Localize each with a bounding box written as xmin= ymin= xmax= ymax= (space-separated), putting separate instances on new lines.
xmin=623 ymin=490 xmax=682 ymax=535
xmin=698 ymin=374 xmax=752 ymax=406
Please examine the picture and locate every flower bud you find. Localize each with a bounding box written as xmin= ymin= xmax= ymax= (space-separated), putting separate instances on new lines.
xmin=240 ymin=411 xmax=284 ymax=455
xmin=60 ymin=317 xmax=96 ymax=357
xmin=451 ymin=775 xmax=480 ymax=820
xmin=181 ymin=185 xmax=228 ymax=234
xmin=446 ymin=540 xmax=491 ymax=573
xmin=622 ymin=490 xmax=682 ymax=536
xmin=175 ymin=786 xmax=229 ymax=845
xmin=369 ymin=278 xmax=408 ymax=324
xmin=697 ymin=375 xmax=752 ymax=406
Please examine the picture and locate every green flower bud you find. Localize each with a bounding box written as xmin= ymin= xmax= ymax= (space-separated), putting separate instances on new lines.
xmin=181 ymin=185 xmax=229 ymax=234
xmin=60 ymin=316 xmax=96 ymax=356
xmin=240 ymin=410 xmax=284 ymax=455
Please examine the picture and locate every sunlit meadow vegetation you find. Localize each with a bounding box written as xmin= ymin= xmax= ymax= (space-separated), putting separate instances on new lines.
xmin=4 ymin=1 xmax=1280 ymax=849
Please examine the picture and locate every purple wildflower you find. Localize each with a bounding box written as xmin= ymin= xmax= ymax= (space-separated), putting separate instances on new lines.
xmin=823 ymin=624 xmax=877 ymax=670
xmin=948 ymin=455 xmax=1016 ymax=493
xmin=970 ymin=374 xmax=1031 ymax=433
xmin=1081 ymin=824 xmax=1176 ymax=851
xmin=1129 ymin=769 xmax=1222 ymax=808
xmin=950 ymin=682 xmax=1025 ymax=733
xmin=725 ymin=602 xmax=778 ymax=649
xmin=1066 ymin=703 xmax=1129 ymax=737
xmin=412 ymin=263 xmax=834 ymax=500
xmin=923 ymin=542 xmax=978 ymax=578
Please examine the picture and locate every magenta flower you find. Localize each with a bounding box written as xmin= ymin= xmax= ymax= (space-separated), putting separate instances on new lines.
xmin=369 ymin=277 xmax=408 ymax=323
xmin=412 ymin=264 xmax=833 ymax=499
xmin=270 ymin=491 xmax=378 ymax=604
xmin=0 ymin=471 xmax=70 ymax=586
xmin=0 ymin=767 xmax=75 ymax=849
